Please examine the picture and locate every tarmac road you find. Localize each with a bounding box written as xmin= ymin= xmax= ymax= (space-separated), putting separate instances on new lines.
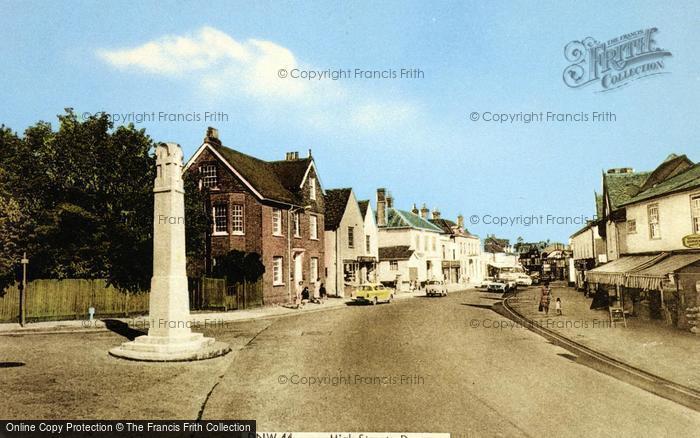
xmin=1 ymin=289 xmax=698 ymax=437
xmin=201 ymin=290 xmax=700 ymax=436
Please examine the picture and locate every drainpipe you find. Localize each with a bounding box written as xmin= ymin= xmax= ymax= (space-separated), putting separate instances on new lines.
xmin=287 ymin=209 xmax=292 ymax=303
xmin=336 ymin=229 xmax=340 ymax=297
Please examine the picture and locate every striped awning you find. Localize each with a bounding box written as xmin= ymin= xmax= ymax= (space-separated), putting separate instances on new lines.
xmin=585 ymin=254 xmax=665 ymax=286
xmin=626 ymin=253 xmax=700 ymax=290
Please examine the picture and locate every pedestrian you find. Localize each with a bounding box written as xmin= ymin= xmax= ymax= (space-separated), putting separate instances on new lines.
xmin=555 ymin=297 xmax=562 ymax=315
xmin=540 ymin=282 xmax=551 ymax=315
xmin=319 ymin=282 xmax=327 ymax=301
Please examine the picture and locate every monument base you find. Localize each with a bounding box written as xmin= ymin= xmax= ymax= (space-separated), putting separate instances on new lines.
xmin=109 ymin=332 xmax=230 ymax=362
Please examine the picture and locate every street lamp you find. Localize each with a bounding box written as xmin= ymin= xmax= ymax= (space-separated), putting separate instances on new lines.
xmin=20 ymin=252 xmax=28 ymax=327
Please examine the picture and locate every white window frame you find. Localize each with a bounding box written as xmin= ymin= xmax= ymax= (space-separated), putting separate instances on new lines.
xmin=310 ymin=215 xmax=318 ymax=240
xmin=201 ymin=164 xmax=218 ymax=188
xmin=389 ymin=261 xmax=399 ymax=271
xmin=272 ymin=208 xmax=283 ymax=236
xmin=231 ymin=204 xmax=244 ymax=235
xmin=309 ymin=176 xmax=317 ymax=200
xmin=648 ymin=203 xmax=660 ymax=240
xmin=692 ymin=195 xmax=700 ymax=234
xmin=310 ymin=257 xmax=319 ymax=283
xmin=273 ymin=257 xmax=284 ymax=286
xmin=213 ymin=204 xmax=228 ymax=235
xmin=293 ymin=211 xmax=301 ymax=237
xmin=348 ymin=226 xmax=354 ymax=248
xmin=366 ymin=235 xmax=371 ymax=253
xmin=627 ymin=219 xmax=637 ymax=234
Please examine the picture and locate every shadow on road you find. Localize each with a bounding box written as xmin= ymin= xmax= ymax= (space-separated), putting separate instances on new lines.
xmin=461 ymin=303 xmax=495 ymax=310
xmin=0 ymin=362 xmax=25 ymax=368
xmin=103 ymin=319 xmax=146 ymax=341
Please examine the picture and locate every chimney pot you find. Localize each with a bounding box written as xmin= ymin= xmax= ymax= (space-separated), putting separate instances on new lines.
xmin=376 ymin=188 xmax=387 ymax=227
xmin=205 ymin=127 xmax=221 ymax=144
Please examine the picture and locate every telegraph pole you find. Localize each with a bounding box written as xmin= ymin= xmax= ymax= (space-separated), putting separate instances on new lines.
xmin=20 ymin=252 xmax=28 ymax=326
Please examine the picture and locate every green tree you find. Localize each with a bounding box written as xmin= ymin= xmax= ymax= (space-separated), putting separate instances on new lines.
xmin=212 ymin=250 xmax=265 ymax=284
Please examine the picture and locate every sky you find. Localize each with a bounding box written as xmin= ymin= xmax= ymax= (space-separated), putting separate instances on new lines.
xmin=1 ymin=0 xmax=698 ymax=244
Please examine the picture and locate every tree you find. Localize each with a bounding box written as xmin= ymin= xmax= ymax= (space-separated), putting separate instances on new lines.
xmin=184 ymin=173 xmax=208 ymax=278
xmin=212 ymin=250 xmax=265 ymax=284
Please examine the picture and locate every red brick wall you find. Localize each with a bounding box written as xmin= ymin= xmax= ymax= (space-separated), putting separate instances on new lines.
xmin=186 ymin=144 xmax=326 ymax=306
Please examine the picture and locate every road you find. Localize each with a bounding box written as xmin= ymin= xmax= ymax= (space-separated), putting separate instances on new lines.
xmin=1 ymin=289 xmax=699 ymax=436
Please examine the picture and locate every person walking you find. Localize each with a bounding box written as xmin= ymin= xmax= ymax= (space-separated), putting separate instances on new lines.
xmin=540 ymin=282 xmax=551 ymax=315
xmin=555 ymin=297 xmax=562 ymax=315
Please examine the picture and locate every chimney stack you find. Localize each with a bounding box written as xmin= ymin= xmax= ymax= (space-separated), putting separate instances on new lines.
xmin=205 ymin=127 xmax=221 ymax=145
xmin=386 ymin=192 xmax=394 ymax=209
xmin=285 ymin=151 xmax=300 ymax=161
xmin=411 ymin=203 xmax=419 ymax=215
xmin=420 ymin=204 xmax=429 ymax=220
xmin=377 ymin=188 xmax=387 ymax=227
xmin=432 ymin=208 xmax=441 ymax=219
xmin=457 ymin=214 xmax=464 ymax=229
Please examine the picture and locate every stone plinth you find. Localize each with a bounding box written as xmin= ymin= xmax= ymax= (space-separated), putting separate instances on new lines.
xmin=110 ymin=143 xmax=230 ymax=361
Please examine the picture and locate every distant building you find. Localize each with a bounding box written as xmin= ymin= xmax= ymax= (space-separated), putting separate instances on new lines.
xmin=429 ymin=210 xmax=482 ymax=284
xmin=324 ymin=188 xmax=378 ymax=297
xmin=184 ymin=127 xmax=325 ymax=306
xmin=375 ymin=189 xmax=444 ymax=290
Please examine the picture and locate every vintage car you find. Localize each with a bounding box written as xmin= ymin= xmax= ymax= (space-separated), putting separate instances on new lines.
xmin=425 ymin=280 xmax=448 ymax=297
xmin=353 ymin=283 xmax=394 ymax=305
xmin=515 ymin=274 xmax=533 ymax=287
xmin=487 ymin=279 xmax=517 ymax=293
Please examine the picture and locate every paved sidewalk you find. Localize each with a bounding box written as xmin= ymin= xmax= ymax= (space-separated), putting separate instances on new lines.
xmin=0 ymin=288 xmax=434 ymax=335
xmin=509 ymin=283 xmax=700 ymax=392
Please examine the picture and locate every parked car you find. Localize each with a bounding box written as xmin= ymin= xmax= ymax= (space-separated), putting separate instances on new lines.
xmin=529 ymin=271 xmax=541 ymax=285
xmin=477 ymin=277 xmax=496 ymax=289
xmin=353 ymin=284 xmax=394 ymax=305
xmin=426 ymin=280 xmax=448 ymax=297
xmin=487 ymin=279 xmax=517 ymax=293
xmin=515 ymin=274 xmax=533 ymax=287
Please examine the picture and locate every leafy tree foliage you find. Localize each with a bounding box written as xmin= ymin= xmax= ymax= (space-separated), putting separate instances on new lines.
xmin=0 ymin=109 xmax=208 ymax=293
xmin=212 ymin=250 xmax=265 ymax=284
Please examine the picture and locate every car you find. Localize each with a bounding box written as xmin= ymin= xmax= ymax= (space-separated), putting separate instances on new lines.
xmin=426 ymin=280 xmax=448 ymax=297
xmin=487 ymin=279 xmax=517 ymax=293
xmin=529 ymin=272 xmax=541 ymax=285
xmin=515 ymin=274 xmax=533 ymax=287
xmin=353 ymin=283 xmax=394 ymax=305
xmin=477 ymin=277 xmax=497 ymax=289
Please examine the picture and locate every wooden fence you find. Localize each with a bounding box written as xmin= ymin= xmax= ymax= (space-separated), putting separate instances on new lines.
xmin=0 ymin=277 xmax=265 ymax=323
xmin=0 ymin=279 xmax=149 ymax=323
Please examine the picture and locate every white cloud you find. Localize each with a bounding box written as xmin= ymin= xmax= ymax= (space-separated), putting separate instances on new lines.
xmin=97 ymin=26 xmax=418 ymax=131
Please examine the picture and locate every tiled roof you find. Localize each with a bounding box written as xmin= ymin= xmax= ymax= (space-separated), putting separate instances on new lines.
xmin=429 ymin=218 xmax=455 ymax=234
xmin=384 ymin=208 xmax=443 ymax=232
xmin=379 ymin=245 xmax=415 ymax=261
xmin=620 ymin=163 xmax=700 ymax=206
xmin=358 ymin=200 xmax=370 ymax=218
xmin=211 ymin=143 xmax=312 ymax=205
xmin=604 ymin=171 xmax=650 ymax=210
xmin=324 ymin=188 xmax=352 ymax=230
xmin=269 ymin=158 xmax=312 ymax=193
xmin=595 ymin=192 xmax=603 ymax=219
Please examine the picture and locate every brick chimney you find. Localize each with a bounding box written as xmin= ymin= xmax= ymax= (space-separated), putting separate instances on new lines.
xmin=386 ymin=192 xmax=394 ymax=209
xmin=376 ymin=188 xmax=387 ymax=227
xmin=420 ymin=204 xmax=429 ymax=219
xmin=285 ymin=151 xmax=300 ymax=161
xmin=432 ymin=207 xmax=441 ymax=219
xmin=205 ymin=127 xmax=221 ymax=145
xmin=411 ymin=203 xmax=419 ymax=215
xmin=457 ymin=214 xmax=464 ymax=229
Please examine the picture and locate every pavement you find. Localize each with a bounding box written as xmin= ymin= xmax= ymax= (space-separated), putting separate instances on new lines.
xmin=507 ymin=282 xmax=700 ymax=393
xmin=1 ymin=289 xmax=697 ymax=436
xmin=0 ymin=288 xmax=431 ymax=335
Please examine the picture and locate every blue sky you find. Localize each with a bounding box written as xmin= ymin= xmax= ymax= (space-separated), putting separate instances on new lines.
xmin=2 ymin=0 xmax=698 ymax=243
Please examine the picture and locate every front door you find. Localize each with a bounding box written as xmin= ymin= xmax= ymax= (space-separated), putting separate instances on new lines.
xmin=294 ymin=253 xmax=304 ymax=291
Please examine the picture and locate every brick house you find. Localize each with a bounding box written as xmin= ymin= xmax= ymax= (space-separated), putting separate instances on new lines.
xmin=184 ymin=128 xmax=325 ymax=306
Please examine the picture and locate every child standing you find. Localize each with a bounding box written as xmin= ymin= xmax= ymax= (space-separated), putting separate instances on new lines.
xmin=555 ymin=297 xmax=562 ymax=315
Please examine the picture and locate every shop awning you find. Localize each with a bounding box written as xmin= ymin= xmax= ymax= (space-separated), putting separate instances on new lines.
xmin=626 ymin=253 xmax=700 ymax=290
xmin=585 ymin=254 xmax=664 ymax=286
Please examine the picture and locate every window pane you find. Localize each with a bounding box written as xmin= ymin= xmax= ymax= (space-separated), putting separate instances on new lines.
xmin=232 ymin=204 xmax=243 ymax=233
xmin=201 ymin=165 xmax=218 ymax=187
xmin=214 ymin=205 xmax=227 ymax=233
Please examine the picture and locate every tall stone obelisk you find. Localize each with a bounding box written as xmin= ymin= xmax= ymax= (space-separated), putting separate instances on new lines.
xmin=110 ymin=143 xmax=230 ymax=361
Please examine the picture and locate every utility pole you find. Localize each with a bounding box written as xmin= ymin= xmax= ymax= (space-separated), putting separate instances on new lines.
xmin=20 ymin=252 xmax=28 ymax=327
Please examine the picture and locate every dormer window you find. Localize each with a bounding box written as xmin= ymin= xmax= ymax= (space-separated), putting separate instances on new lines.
xmin=201 ymin=164 xmax=218 ymax=188
xmin=309 ymin=176 xmax=317 ymax=200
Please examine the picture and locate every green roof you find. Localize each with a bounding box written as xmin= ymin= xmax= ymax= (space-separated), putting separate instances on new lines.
xmin=605 ymin=171 xmax=650 ymax=210
xmin=620 ymin=163 xmax=700 ymax=206
xmin=385 ymin=208 xmax=443 ymax=232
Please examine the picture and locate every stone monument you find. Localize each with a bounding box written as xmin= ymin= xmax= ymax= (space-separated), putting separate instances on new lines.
xmin=110 ymin=143 xmax=230 ymax=361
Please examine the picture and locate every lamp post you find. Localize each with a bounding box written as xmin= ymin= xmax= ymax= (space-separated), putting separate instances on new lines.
xmin=20 ymin=252 xmax=28 ymax=327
